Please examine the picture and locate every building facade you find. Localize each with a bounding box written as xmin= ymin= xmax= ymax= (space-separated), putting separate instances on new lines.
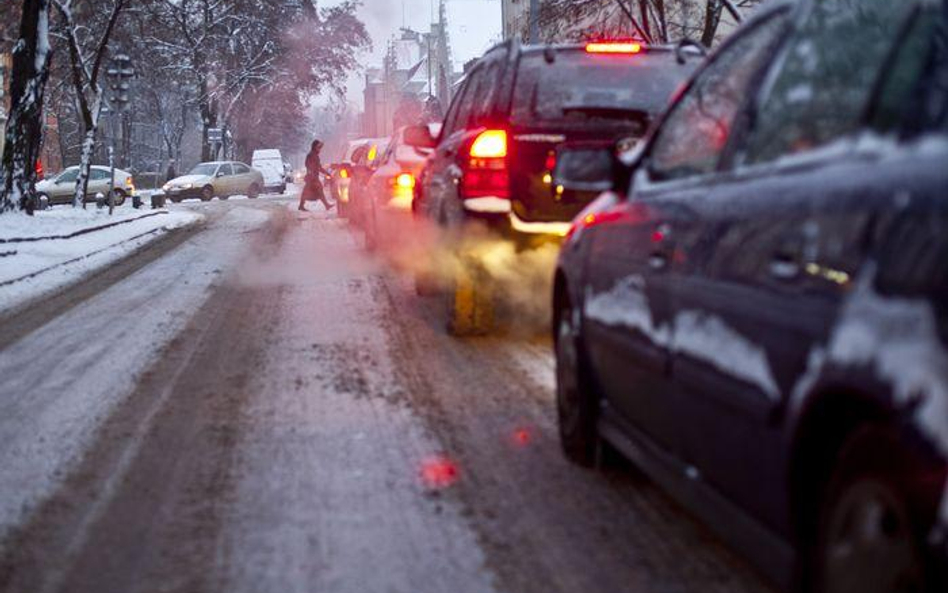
xmin=362 ymin=1 xmax=457 ymax=137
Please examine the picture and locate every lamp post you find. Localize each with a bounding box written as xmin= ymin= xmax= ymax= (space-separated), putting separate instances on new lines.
xmin=105 ymin=53 xmax=134 ymax=214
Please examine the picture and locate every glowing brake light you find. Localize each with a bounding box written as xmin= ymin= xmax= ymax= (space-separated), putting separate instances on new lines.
xmin=469 ymin=130 xmax=507 ymax=159
xmin=395 ymin=173 xmax=415 ymax=189
xmin=585 ymin=42 xmax=643 ymax=55
xmin=340 ymin=168 xmax=350 ymax=179
xmin=460 ymin=129 xmax=509 ymax=200
xmin=367 ymin=144 xmax=378 ymax=162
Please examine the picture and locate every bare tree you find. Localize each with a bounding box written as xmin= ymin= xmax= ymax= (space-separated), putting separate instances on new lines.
xmin=0 ymin=0 xmax=51 ymax=215
xmin=51 ymin=0 xmax=129 ymax=208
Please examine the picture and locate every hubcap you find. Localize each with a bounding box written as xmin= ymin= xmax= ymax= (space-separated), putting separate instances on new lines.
xmin=821 ymin=479 xmax=923 ymax=593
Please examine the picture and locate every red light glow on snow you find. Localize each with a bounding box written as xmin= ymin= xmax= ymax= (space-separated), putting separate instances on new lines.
xmin=420 ymin=456 xmax=459 ymax=489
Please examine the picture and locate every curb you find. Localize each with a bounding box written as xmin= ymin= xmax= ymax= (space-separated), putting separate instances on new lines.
xmin=0 ymin=211 xmax=168 ymax=245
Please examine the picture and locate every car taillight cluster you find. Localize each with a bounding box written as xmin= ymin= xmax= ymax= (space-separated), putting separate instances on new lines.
xmin=460 ymin=129 xmax=509 ymax=200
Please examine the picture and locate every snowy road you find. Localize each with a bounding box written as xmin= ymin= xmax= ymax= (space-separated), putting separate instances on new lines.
xmin=0 ymin=198 xmax=775 ymax=593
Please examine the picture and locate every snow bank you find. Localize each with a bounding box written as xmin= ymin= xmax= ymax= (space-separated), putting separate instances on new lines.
xmin=0 ymin=206 xmax=203 ymax=313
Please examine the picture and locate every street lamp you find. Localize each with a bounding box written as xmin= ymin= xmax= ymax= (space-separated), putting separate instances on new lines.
xmin=105 ymin=53 xmax=135 ymax=213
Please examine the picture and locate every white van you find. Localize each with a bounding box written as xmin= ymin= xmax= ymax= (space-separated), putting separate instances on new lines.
xmin=251 ymin=149 xmax=287 ymax=194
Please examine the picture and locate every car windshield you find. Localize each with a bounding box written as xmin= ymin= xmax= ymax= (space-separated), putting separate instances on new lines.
xmin=189 ymin=164 xmax=218 ymax=176
xmin=512 ymin=50 xmax=694 ymax=129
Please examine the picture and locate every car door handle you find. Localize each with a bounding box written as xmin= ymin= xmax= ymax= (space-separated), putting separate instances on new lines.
xmin=648 ymin=252 xmax=668 ymax=271
xmin=769 ymin=252 xmax=801 ymax=280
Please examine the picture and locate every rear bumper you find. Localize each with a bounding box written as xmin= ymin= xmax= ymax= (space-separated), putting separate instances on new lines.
xmin=460 ymin=198 xmax=569 ymax=247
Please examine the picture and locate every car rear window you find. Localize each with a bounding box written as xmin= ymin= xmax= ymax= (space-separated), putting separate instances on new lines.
xmin=511 ymin=49 xmax=693 ymax=129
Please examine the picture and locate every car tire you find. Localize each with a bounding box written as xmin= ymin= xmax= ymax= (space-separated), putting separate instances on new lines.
xmin=248 ymin=184 xmax=260 ymax=199
xmin=201 ymin=186 xmax=214 ymax=201
xmin=444 ymin=258 xmax=494 ymax=336
xmin=111 ymin=189 xmax=126 ymax=206
xmin=554 ymin=299 xmax=599 ymax=467
xmin=279 ymin=184 xmax=287 ymax=195
xmin=37 ymin=193 xmax=51 ymax=209
xmin=812 ymin=426 xmax=931 ymax=593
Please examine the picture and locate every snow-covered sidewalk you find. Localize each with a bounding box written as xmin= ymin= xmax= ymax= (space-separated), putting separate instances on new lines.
xmin=0 ymin=205 xmax=202 ymax=314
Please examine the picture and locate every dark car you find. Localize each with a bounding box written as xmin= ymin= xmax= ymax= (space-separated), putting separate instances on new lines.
xmin=407 ymin=39 xmax=698 ymax=335
xmin=553 ymin=1 xmax=948 ymax=592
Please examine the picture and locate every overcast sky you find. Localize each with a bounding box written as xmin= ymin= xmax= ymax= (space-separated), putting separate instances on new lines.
xmin=324 ymin=0 xmax=502 ymax=107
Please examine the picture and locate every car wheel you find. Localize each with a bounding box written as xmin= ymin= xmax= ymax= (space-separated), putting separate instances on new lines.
xmin=444 ymin=258 xmax=494 ymax=336
xmin=111 ymin=189 xmax=126 ymax=206
xmin=279 ymin=184 xmax=287 ymax=195
xmin=248 ymin=184 xmax=260 ymax=199
xmin=201 ymin=186 xmax=214 ymax=201
xmin=220 ymin=194 xmax=230 ymax=201
xmin=813 ymin=426 xmax=929 ymax=593
xmin=37 ymin=193 xmax=51 ymax=209
xmin=555 ymin=299 xmax=599 ymax=466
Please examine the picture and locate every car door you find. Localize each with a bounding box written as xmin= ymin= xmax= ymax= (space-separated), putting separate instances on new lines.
xmin=216 ymin=163 xmax=235 ymax=196
xmin=51 ymin=168 xmax=79 ymax=202
xmin=666 ymin=0 xmax=917 ymax=527
xmin=427 ymin=64 xmax=483 ymax=225
xmin=233 ymin=163 xmax=253 ymax=194
xmin=584 ymin=9 xmax=793 ymax=458
xmin=88 ymin=168 xmax=111 ymax=198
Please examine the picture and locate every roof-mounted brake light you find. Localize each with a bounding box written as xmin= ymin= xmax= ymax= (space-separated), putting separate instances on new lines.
xmin=585 ymin=42 xmax=643 ymax=55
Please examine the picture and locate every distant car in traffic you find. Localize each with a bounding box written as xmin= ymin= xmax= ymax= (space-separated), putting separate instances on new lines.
xmin=163 ymin=161 xmax=264 ymax=202
xmin=362 ymin=126 xmax=438 ymax=251
xmin=346 ymin=137 xmax=390 ymax=225
xmin=554 ymin=2 xmax=948 ymax=592
xmin=251 ymin=149 xmax=287 ymax=194
xmin=328 ymin=139 xmax=371 ymax=218
xmin=407 ymin=37 xmax=698 ymax=334
xmin=36 ymin=165 xmax=136 ymax=206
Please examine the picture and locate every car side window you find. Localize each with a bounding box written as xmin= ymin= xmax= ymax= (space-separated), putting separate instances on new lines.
xmin=454 ymin=67 xmax=483 ymax=131
xmin=742 ymin=0 xmax=911 ymax=164
xmin=57 ymin=169 xmax=79 ymax=183
xmin=647 ymin=12 xmax=789 ymax=181
xmin=873 ymin=6 xmax=948 ymax=136
xmin=90 ymin=169 xmax=110 ymax=180
xmin=442 ymin=78 xmax=471 ymax=137
xmin=234 ymin=163 xmax=250 ymax=174
xmin=473 ymin=61 xmax=501 ymax=122
xmin=218 ymin=164 xmax=234 ymax=176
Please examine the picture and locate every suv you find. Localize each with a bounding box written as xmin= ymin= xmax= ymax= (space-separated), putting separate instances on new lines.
xmin=554 ymin=1 xmax=948 ymax=591
xmin=409 ymin=39 xmax=698 ymax=335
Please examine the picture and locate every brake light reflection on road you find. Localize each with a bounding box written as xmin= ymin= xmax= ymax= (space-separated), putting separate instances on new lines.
xmin=420 ymin=455 xmax=459 ymax=489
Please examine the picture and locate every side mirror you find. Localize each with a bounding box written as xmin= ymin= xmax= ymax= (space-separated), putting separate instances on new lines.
xmin=611 ymin=137 xmax=647 ymax=195
xmin=403 ymin=124 xmax=437 ymax=149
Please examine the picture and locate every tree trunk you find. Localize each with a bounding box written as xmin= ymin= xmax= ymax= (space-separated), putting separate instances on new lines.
xmin=0 ymin=0 xmax=51 ymax=215
xmin=701 ymin=0 xmax=724 ymax=48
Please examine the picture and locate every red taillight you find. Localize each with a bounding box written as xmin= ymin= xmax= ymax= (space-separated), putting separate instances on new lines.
xmin=470 ymin=129 xmax=507 ymax=158
xmin=461 ymin=129 xmax=509 ymax=200
xmin=340 ymin=168 xmax=350 ymax=179
xmin=394 ymin=173 xmax=415 ymax=189
xmin=585 ymin=42 xmax=643 ymax=55
xmin=544 ymin=151 xmax=557 ymax=172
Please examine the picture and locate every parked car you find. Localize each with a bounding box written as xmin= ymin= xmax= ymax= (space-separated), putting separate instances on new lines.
xmin=36 ymin=165 xmax=135 ymax=206
xmin=251 ymin=149 xmax=287 ymax=194
xmin=407 ymin=38 xmax=698 ymax=335
xmin=362 ymin=126 xmax=438 ymax=251
xmin=163 ymin=161 xmax=264 ymax=202
xmin=554 ymin=1 xmax=948 ymax=592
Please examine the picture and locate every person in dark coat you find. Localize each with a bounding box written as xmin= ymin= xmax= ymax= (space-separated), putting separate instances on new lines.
xmin=299 ymin=139 xmax=332 ymax=212
xmin=165 ymin=160 xmax=177 ymax=183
